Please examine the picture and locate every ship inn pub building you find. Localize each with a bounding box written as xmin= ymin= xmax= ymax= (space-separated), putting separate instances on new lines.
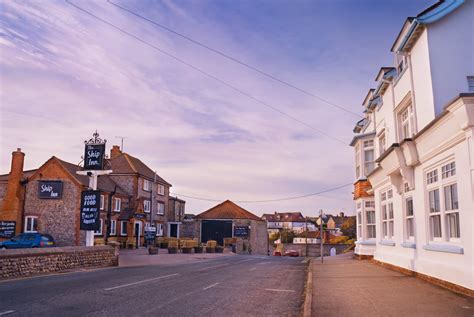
xmin=351 ymin=0 xmax=473 ymax=295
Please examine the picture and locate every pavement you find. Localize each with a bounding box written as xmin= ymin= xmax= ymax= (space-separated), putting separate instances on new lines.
xmin=0 ymin=254 xmax=307 ymax=316
xmin=118 ymin=247 xmax=235 ymax=267
xmin=310 ymin=252 xmax=474 ymax=317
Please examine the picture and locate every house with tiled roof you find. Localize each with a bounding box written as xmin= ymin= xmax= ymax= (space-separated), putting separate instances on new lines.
xmin=261 ymin=212 xmax=316 ymax=234
xmin=194 ymin=200 xmax=268 ymax=255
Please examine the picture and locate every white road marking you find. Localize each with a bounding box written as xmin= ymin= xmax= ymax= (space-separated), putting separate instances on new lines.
xmin=301 ymin=259 xmax=309 ymax=263
xmin=203 ymin=282 xmax=219 ymax=290
xmin=249 ymin=267 xmax=257 ymax=271
xmin=0 ymin=311 xmax=15 ymax=316
xmin=198 ymin=264 xmax=228 ymax=271
xmin=104 ymin=273 xmax=178 ymax=291
xmin=264 ymin=288 xmax=296 ymax=293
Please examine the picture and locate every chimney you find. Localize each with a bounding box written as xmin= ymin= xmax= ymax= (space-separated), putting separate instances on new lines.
xmin=0 ymin=149 xmax=25 ymax=234
xmin=110 ymin=145 xmax=122 ymax=159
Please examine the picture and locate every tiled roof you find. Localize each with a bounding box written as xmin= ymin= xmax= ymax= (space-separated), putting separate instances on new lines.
xmin=108 ymin=153 xmax=171 ymax=186
xmin=196 ymin=200 xmax=262 ymax=221
xmin=55 ymin=158 xmax=129 ymax=195
xmin=0 ymin=169 xmax=37 ymax=182
xmin=261 ymin=212 xmax=305 ymax=222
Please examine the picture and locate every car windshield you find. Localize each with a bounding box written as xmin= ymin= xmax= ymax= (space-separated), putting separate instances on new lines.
xmin=12 ymin=234 xmax=28 ymax=240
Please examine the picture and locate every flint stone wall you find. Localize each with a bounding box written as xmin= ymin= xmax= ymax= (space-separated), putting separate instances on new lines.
xmin=0 ymin=245 xmax=118 ymax=279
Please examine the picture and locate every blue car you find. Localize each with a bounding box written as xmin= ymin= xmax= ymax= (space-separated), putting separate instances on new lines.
xmin=0 ymin=233 xmax=56 ymax=249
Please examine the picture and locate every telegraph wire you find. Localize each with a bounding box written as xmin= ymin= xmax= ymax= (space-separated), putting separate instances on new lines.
xmin=171 ymin=182 xmax=352 ymax=203
xmin=65 ymin=0 xmax=348 ymax=145
xmin=107 ymin=0 xmax=363 ymax=119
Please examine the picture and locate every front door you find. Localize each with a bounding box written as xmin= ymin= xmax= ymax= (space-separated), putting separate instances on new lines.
xmin=134 ymin=222 xmax=141 ymax=248
xmin=169 ymin=224 xmax=178 ymax=238
xmin=201 ymin=220 xmax=233 ymax=246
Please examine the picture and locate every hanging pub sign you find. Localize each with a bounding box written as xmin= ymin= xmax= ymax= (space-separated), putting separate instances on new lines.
xmin=0 ymin=221 xmax=16 ymax=238
xmin=38 ymin=181 xmax=63 ymax=199
xmin=84 ymin=143 xmax=105 ymax=170
xmin=80 ymin=190 xmax=101 ymax=231
xmin=234 ymin=225 xmax=250 ymax=237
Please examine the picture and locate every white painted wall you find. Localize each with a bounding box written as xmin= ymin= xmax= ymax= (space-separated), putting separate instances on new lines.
xmin=427 ymin=0 xmax=474 ymax=115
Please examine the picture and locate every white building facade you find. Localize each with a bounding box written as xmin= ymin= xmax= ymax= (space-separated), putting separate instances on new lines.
xmin=351 ymin=0 xmax=474 ymax=294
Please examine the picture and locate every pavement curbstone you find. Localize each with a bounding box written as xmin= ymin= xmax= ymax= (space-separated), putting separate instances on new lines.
xmin=302 ymin=258 xmax=313 ymax=317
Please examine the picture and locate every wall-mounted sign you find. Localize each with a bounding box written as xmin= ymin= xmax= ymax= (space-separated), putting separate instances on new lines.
xmin=84 ymin=144 xmax=105 ymax=170
xmin=134 ymin=213 xmax=146 ymax=220
xmin=234 ymin=225 xmax=250 ymax=237
xmin=80 ymin=190 xmax=100 ymax=231
xmin=0 ymin=221 xmax=16 ymax=238
xmin=38 ymin=181 xmax=63 ymax=199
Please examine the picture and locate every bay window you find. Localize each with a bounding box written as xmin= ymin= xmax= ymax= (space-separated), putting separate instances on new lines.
xmin=381 ymin=188 xmax=394 ymax=240
xmin=363 ymin=140 xmax=374 ymax=175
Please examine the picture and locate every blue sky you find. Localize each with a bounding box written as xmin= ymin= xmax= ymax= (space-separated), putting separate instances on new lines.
xmin=0 ymin=0 xmax=433 ymax=216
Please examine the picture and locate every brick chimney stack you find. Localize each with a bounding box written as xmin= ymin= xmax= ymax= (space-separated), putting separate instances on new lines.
xmin=0 ymin=148 xmax=25 ymax=235
xmin=110 ymin=145 xmax=122 ymax=159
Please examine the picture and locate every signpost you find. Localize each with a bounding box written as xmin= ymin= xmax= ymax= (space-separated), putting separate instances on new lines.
xmin=79 ymin=190 xmax=101 ymax=231
xmin=0 ymin=221 xmax=16 ymax=238
xmin=145 ymin=226 xmax=156 ymax=241
xmin=38 ymin=181 xmax=63 ymax=199
xmin=77 ymin=131 xmax=112 ymax=247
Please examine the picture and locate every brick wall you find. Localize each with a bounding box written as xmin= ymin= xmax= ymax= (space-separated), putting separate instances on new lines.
xmin=0 ymin=245 xmax=118 ymax=279
xmin=180 ymin=219 xmax=197 ymax=239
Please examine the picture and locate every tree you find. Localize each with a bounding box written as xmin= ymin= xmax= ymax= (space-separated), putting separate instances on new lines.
xmin=340 ymin=217 xmax=356 ymax=239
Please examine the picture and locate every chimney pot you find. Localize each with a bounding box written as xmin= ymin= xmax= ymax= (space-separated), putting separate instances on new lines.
xmin=110 ymin=145 xmax=122 ymax=159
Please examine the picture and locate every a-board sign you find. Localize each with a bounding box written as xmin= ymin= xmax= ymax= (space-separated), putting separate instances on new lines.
xmin=38 ymin=181 xmax=63 ymax=199
xmin=145 ymin=227 xmax=156 ymax=240
xmin=234 ymin=225 xmax=249 ymax=237
xmin=80 ymin=190 xmax=100 ymax=231
xmin=84 ymin=143 xmax=105 ymax=170
xmin=0 ymin=221 xmax=16 ymax=238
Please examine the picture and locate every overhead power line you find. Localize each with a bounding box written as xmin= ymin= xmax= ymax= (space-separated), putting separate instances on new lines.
xmin=171 ymin=182 xmax=352 ymax=203
xmin=107 ymin=0 xmax=363 ymax=119
xmin=65 ymin=0 xmax=347 ymax=145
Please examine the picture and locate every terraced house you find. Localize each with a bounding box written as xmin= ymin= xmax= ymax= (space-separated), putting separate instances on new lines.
xmin=351 ymin=0 xmax=474 ymax=294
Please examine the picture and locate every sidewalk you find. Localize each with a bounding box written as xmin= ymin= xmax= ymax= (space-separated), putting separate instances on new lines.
xmin=311 ymin=252 xmax=473 ymax=317
xmin=118 ymin=248 xmax=234 ymax=267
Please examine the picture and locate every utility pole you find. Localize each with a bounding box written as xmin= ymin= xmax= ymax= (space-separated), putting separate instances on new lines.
xmin=320 ymin=209 xmax=324 ymax=264
xmin=305 ymin=216 xmax=308 ymax=257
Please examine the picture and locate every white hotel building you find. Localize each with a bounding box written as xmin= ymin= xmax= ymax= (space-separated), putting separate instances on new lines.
xmin=351 ymin=0 xmax=474 ymax=295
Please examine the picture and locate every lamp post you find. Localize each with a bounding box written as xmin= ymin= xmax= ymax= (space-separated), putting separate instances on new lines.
xmin=320 ymin=209 xmax=324 ymax=264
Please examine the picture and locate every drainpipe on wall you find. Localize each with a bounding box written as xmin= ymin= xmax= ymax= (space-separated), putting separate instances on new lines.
xmin=105 ymin=186 xmax=117 ymax=244
xmin=20 ymin=179 xmax=28 ymax=233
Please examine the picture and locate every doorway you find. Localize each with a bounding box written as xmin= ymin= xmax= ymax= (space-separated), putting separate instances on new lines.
xmin=201 ymin=220 xmax=232 ymax=246
xmin=168 ymin=223 xmax=179 ymax=238
xmin=134 ymin=221 xmax=142 ymax=248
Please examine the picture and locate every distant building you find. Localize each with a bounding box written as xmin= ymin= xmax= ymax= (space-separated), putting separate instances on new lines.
xmin=167 ymin=196 xmax=186 ymax=238
xmin=351 ymin=0 xmax=474 ymax=293
xmin=261 ymin=212 xmax=316 ymax=234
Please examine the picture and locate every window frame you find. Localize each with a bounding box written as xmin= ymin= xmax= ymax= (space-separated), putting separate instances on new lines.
xmin=110 ymin=220 xmax=117 ymax=236
xmin=380 ymin=188 xmax=394 ymax=240
xmin=120 ymin=221 xmax=128 ymax=236
xmin=143 ymin=179 xmax=151 ymax=192
xmin=94 ymin=219 xmax=103 ymax=236
xmin=398 ymin=104 xmax=415 ymax=140
xmin=114 ymin=197 xmax=121 ymax=212
xmin=24 ymin=216 xmax=38 ymax=233
xmin=157 ymin=184 xmax=165 ymax=196
xmin=156 ymin=223 xmax=164 ymax=236
xmin=100 ymin=194 xmax=105 ymax=210
xmin=144 ymin=200 xmax=151 ymax=213
xmin=157 ymin=201 xmax=165 ymax=215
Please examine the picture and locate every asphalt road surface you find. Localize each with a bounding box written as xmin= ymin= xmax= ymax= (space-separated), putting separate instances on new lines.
xmin=0 ymin=255 xmax=307 ymax=316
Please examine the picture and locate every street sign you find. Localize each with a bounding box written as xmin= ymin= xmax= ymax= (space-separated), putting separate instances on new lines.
xmin=84 ymin=143 xmax=105 ymax=170
xmin=0 ymin=221 xmax=16 ymax=238
xmin=234 ymin=225 xmax=249 ymax=237
xmin=38 ymin=181 xmax=63 ymax=199
xmin=80 ymin=190 xmax=101 ymax=231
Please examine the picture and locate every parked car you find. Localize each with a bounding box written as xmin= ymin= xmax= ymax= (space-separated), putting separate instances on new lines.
xmin=283 ymin=250 xmax=299 ymax=257
xmin=0 ymin=233 xmax=56 ymax=249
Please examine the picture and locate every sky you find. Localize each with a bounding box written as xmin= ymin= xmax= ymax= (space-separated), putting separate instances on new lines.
xmin=0 ymin=0 xmax=434 ymax=217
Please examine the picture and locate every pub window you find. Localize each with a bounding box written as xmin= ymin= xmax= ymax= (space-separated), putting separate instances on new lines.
xmin=100 ymin=195 xmax=105 ymax=210
xmin=156 ymin=223 xmax=164 ymax=236
xmin=24 ymin=216 xmax=38 ymax=232
xmin=120 ymin=221 xmax=128 ymax=236
xmin=157 ymin=202 xmax=165 ymax=215
xmin=143 ymin=179 xmax=151 ymax=191
xmin=157 ymin=184 xmax=165 ymax=196
xmin=94 ymin=219 xmax=103 ymax=236
xmin=144 ymin=200 xmax=151 ymax=213
xmin=110 ymin=220 xmax=116 ymax=236
xmin=114 ymin=198 xmax=121 ymax=212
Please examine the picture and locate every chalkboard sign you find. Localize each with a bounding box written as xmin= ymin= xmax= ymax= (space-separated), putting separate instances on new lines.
xmin=145 ymin=227 xmax=156 ymax=240
xmin=0 ymin=221 xmax=16 ymax=238
xmin=84 ymin=144 xmax=105 ymax=170
xmin=80 ymin=190 xmax=100 ymax=231
xmin=234 ymin=225 xmax=249 ymax=237
xmin=38 ymin=181 xmax=63 ymax=199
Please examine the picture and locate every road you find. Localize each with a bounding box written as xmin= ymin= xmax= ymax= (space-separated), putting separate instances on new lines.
xmin=0 ymin=255 xmax=307 ymax=316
